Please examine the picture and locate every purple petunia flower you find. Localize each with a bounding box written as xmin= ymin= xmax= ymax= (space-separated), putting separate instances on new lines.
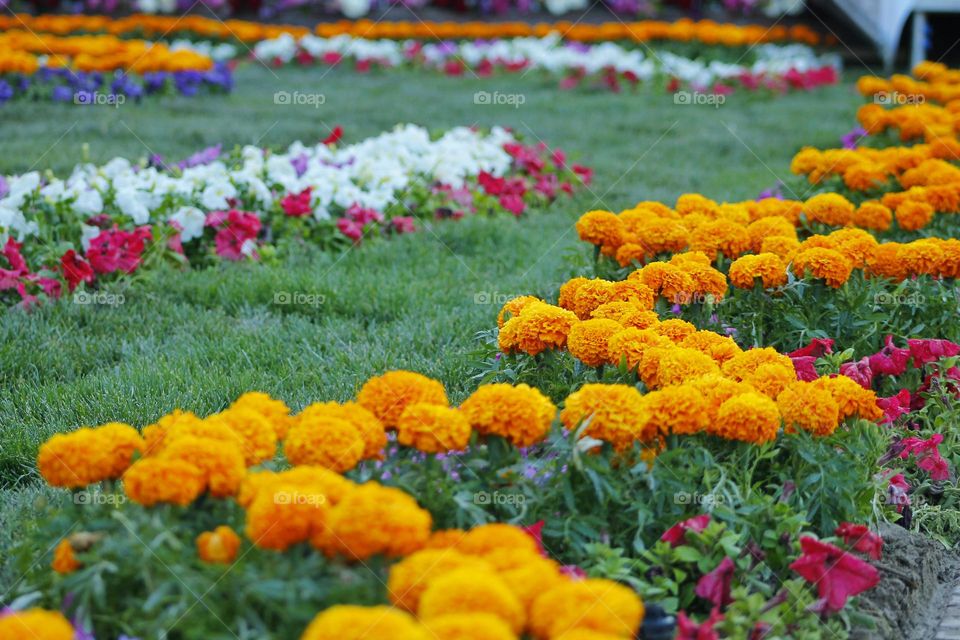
xmin=0 ymin=80 xmax=13 ymax=104
xmin=290 ymin=153 xmax=309 ymax=177
xmin=177 ymin=144 xmax=222 ymax=170
xmin=842 ymin=126 xmax=867 ymax=149
xmin=52 ymin=85 xmax=74 ymax=103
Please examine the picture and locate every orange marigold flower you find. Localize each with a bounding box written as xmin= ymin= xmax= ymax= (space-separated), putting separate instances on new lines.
xmin=676 ymin=193 xmax=719 ymax=217
xmin=791 ymin=248 xmax=854 ymax=288
xmin=852 ymin=201 xmax=893 ymax=231
xmin=396 ymin=403 xmax=472 ymax=453
xmin=576 ymin=210 xmax=624 ymax=249
xmin=38 ymin=423 xmax=143 ymax=489
xmin=936 ymin=238 xmax=960 ymax=278
xmin=843 ymin=162 xmax=889 ymax=191
xmin=619 ymin=309 xmax=661 ymax=330
xmin=161 ymin=436 xmax=247 ymax=497
xmin=229 ymin=391 xmax=294 ymax=440
xmin=196 ymin=525 xmax=241 ymax=564
xmin=898 ymin=239 xmax=945 ymax=277
xmin=746 ymin=216 xmax=798 ymax=253
xmin=654 ymin=318 xmax=698 ymax=343
xmin=743 ymin=362 xmax=798 ymax=398
xmin=323 ymin=483 xmax=432 ymax=559
xmin=357 ymin=370 xmax=449 ymax=427
xmin=570 ymin=279 xmax=615 ymax=319
xmin=529 ymin=579 xmax=643 ymax=639
xmin=654 ymin=347 xmax=721 ymax=388
xmin=866 ymin=242 xmax=907 ymax=280
xmin=237 ymin=465 xmax=353 ymax=509
xmin=722 ymin=347 xmax=794 ymax=382
xmin=497 ymin=295 xmax=542 ymax=328
xmin=895 ymin=200 xmax=935 ymax=231
xmin=422 ymin=614 xmax=517 ymax=640
xmin=296 ymin=401 xmax=387 ymax=461
xmin=568 ymin=319 xmax=623 ymax=367
xmin=142 ymin=409 xmax=204 ymax=455
xmin=608 ymin=280 xmax=656 ymax=310
xmin=812 ymin=376 xmax=883 ymax=422
xmin=728 ymin=254 xmax=788 ymax=290
xmin=213 ymin=408 xmax=278 ymax=466
xmin=629 ymin=262 xmax=696 ymax=304
xmin=284 ymin=415 xmax=365 ymax=473
xmin=123 ymin=457 xmax=206 ymax=507
xmin=0 ymin=609 xmax=75 ymax=640
xmin=712 ymin=392 xmax=781 ymax=443
xmin=300 ymin=606 xmax=428 ymax=640
xmin=679 ymin=264 xmax=728 ymax=302
xmin=633 ymin=218 xmax=689 ymax=255
xmin=557 ymin=277 xmax=589 ymax=311
xmin=688 ymin=219 xmax=751 ymax=260
xmin=777 ymin=381 xmax=840 ymax=436
xmin=643 ymin=384 xmax=710 ymax=436
xmin=459 ymin=383 xmax=556 ymax=448
xmin=418 ymin=568 xmax=525 ymax=634
xmin=560 ymin=383 xmax=653 ymax=448
xmin=829 ymin=228 xmax=879 ymax=268
xmin=590 ymin=301 xmax=645 ymax=322
xmin=687 ymin=374 xmax=757 ymax=422
xmin=607 ymin=328 xmax=672 ymax=371
xmin=804 ymin=193 xmax=855 ymax=227
xmin=387 ymin=549 xmax=491 ymax=612
xmin=760 ymin=236 xmax=801 ymax=262
xmin=52 ymin=539 xmax=81 ymax=574
xmin=615 ymin=243 xmax=647 ymax=268
xmin=458 ymin=523 xmax=541 ymax=557
xmin=680 ymin=331 xmax=743 ymax=366
xmin=502 ymin=303 xmax=579 ymax=356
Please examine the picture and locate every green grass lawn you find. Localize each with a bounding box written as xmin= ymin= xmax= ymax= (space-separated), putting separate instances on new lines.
xmin=0 ymin=65 xmax=862 ymax=578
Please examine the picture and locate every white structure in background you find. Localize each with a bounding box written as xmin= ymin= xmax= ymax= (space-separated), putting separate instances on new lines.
xmin=827 ymin=0 xmax=958 ymax=69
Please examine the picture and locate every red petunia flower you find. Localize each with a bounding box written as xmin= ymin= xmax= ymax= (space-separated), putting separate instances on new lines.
xmin=908 ymin=339 xmax=960 ymax=367
xmin=834 ymin=523 xmax=883 ymax=560
xmin=840 ymin=357 xmax=874 ymax=389
xmin=281 ymin=188 xmax=312 ymax=218
xmin=695 ymin=557 xmax=735 ymax=607
xmin=876 ymin=389 xmax=911 ymax=424
xmin=676 ymin=607 xmax=723 ymax=640
xmin=788 ymin=338 xmax=835 ymax=358
xmin=322 ymin=126 xmax=343 ymax=146
xmin=661 ymin=514 xmax=711 ymax=547
xmin=60 ymin=249 xmax=94 ymax=292
xmin=868 ymin=335 xmax=911 ymax=376
xmin=790 ymin=536 xmax=880 ymax=614
xmin=790 ymin=355 xmax=819 ymax=382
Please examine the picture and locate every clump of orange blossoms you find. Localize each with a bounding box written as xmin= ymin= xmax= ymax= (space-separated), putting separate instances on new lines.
xmin=196 ymin=525 xmax=242 ymax=564
xmin=560 ymin=384 xmax=653 ymax=449
xmin=37 ymin=422 xmax=143 ymax=488
xmin=357 ymin=370 xmax=449 ymax=427
xmin=459 ymin=383 xmax=557 ymax=448
xmin=396 ymin=403 xmax=472 ymax=453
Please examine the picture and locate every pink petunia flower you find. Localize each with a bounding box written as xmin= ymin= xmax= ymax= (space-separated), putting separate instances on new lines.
xmin=868 ymin=335 xmax=911 ymax=376
xmin=790 ymin=536 xmax=879 ymax=615
xmin=695 ymin=557 xmax=735 ymax=607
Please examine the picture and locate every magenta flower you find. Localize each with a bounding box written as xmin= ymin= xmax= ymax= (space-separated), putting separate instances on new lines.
xmin=887 ymin=473 xmax=911 ymax=512
xmin=790 ymin=355 xmax=819 ymax=382
xmin=876 ymin=389 xmax=911 ymax=424
xmin=908 ymin=339 xmax=960 ymax=367
xmin=676 ymin=607 xmax=723 ymax=640
xmin=695 ymin=556 xmax=735 ymax=607
xmin=839 ymin=357 xmax=874 ymax=389
xmin=661 ymin=514 xmax=711 ymax=547
xmin=868 ymin=335 xmax=911 ymax=376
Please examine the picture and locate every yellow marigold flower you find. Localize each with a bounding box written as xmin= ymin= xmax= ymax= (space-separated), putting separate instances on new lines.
xmin=895 ymin=200 xmax=935 ymax=231
xmin=387 ymin=549 xmax=492 ymax=612
xmin=643 ymin=385 xmax=710 ymax=436
xmin=196 ymin=525 xmax=241 ymax=564
xmin=608 ymin=280 xmax=656 ymax=310
xmin=38 ymin=423 xmax=143 ymax=489
xmin=791 ymin=146 xmax=823 ymax=175
xmin=633 ymin=218 xmax=689 ymax=255
xmin=505 ymin=303 xmax=579 ymax=356
xmin=570 ymin=279 xmax=615 ymax=319
xmin=213 ymin=408 xmax=278 ymax=466
xmin=654 ymin=318 xmax=697 ymax=343
xmin=229 ymin=391 xmax=294 ymax=440
xmin=791 ymin=248 xmax=854 ymax=288
xmin=689 ymin=219 xmax=752 ymax=260
xmin=123 ymin=457 xmax=205 ymax=507
xmin=238 ymin=465 xmax=354 ymax=509
xmin=637 ymin=346 xmax=674 ymax=389
xmin=760 ymin=236 xmax=801 ymax=262
xmin=717 ymin=202 xmax=750 ymax=225
xmin=557 ymin=277 xmax=589 ymax=311
xmin=712 ymin=392 xmax=781 ymax=443
xmin=749 ymin=198 xmax=803 ymax=225
xmin=555 ymin=631 xmax=629 ymax=640
xmin=680 ymin=331 xmax=743 ymax=367
xmin=615 ymin=243 xmax=647 ymax=268
xmin=424 ymin=528 xmax=468 ymax=550
xmin=568 ymin=319 xmax=622 ymax=368
xmin=459 ymin=383 xmax=556 ymax=448
xmin=607 ymin=328 xmax=670 ymax=372
xmin=245 ymin=478 xmax=332 ymax=551
xmin=729 ymin=254 xmax=789 ymax=290
xmin=459 ymin=523 xmax=541 ymax=557
xmin=297 ymin=401 xmax=387 ymax=460
xmin=812 ymin=376 xmax=883 ymax=422
xmin=576 ymin=210 xmax=625 ymax=249
xmin=590 ymin=301 xmax=644 ymax=322
xmin=300 ymin=606 xmax=429 ymax=640
xmin=396 ymin=403 xmax=471 ymax=453
xmin=804 ymin=193 xmax=855 ymax=227
xmin=148 ymin=413 xmax=246 ymax=459
xmin=323 ymin=483 xmax=432 ymax=560
xmin=687 ymin=374 xmax=757 ymax=422
xmin=743 ymin=362 xmax=798 ymax=398
xmin=629 ymin=262 xmax=695 ymax=304
xmin=619 ymin=309 xmax=661 ymax=330
xmin=844 ymin=161 xmax=889 ymax=191
xmin=418 ymin=568 xmax=526 ymax=634
xmin=676 ymin=193 xmax=719 ymax=217
xmin=851 ymin=201 xmax=893 ymax=231
xmin=560 ymin=383 xmax=653 ymax=448
xmin=898 ymin=239 xmax=945 ymax=277
xmin=529 ymin=579 xmax=643 ymax=639
xmin=669 ymin=251 xmax=712 ymax=268
xmin=498 ymin=295 xmax=542 ymax=328
xmin=484 ymin=548 xmax=565 ymax=611
xmin=866 ymin=242 xmax=908 ymax=281
xmin=421 ymin=613 xmax=517 ymax=640
xmin=284 ymin=414 xmax=365 ymax=472
xmin=0 ymin=609 xmax=74 ymax=640
xmin=654 ymin=347 xmax=720 ymax=388
xmin=52 ymin=539 xmax=81 ymax=574
xmin=777 ymin=382 xmax=840 ymax=437
xmin=159 ymin=436 xmax=246 ymax=498
xmin=746 ymin=217 xmax=797 ymax=253
xmin=357 ymin=370 xmax=449 ymax=427
xmin=937 ymin=238 xmax=960 ymax=278
xmin=680 ymin=264 xmax=728 ymax=302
